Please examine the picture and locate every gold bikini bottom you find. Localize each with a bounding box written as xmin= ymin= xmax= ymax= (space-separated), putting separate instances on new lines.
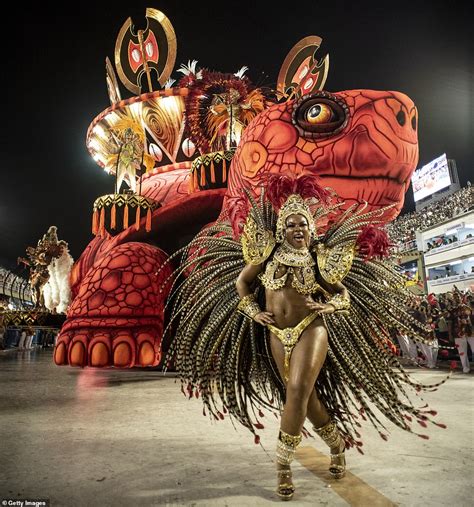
xmin=267 ymin=311 xmax=319 ymax=382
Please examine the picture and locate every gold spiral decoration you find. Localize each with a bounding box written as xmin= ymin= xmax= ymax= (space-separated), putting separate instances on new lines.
xmin=143 ymin=96 xmax=185 ymax=161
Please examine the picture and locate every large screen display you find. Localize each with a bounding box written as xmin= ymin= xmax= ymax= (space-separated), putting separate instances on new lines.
xmin=412 ymin=153 xmax=452 ymax=202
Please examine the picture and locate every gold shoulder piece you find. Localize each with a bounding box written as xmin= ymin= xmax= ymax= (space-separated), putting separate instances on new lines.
xmin=315 ymin=243 xmax=355 ymax=284
xmin=241 ymin=214 xmax=275 ymax=265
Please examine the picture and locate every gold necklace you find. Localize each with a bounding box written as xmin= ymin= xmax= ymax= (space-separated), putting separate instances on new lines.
xmin=273 ymin=241 xmax=315 ymax=267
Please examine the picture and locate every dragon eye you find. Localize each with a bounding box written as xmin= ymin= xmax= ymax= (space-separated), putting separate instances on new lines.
xmin=305 ymin=103 xmax=333 ymax=124
xmin=292 ymin=92 xmax=349 ymax=139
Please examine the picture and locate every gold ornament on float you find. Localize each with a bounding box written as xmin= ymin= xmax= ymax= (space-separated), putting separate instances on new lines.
xmin=189 ymin=150 xmax=235 ymax=192
xmin=92 ymin=192 xmax=160 ymax=237
xmin=114 ymin=8 xmax=177 ymax=94
xmin=277 ymin=36 xmax=329 ymax=101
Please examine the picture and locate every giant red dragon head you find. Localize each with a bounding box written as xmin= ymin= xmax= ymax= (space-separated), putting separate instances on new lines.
xmin=224 ymin=89 xmax=419 ymax=222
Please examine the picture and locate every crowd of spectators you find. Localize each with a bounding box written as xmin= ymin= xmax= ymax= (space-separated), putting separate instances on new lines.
xmin=0 ymin=267 xmax=32 ymax=301
xmin=386 ymin=184 xmax=474 ymax=246
xmin=426 ymin=235 xmax=459 ymax=251
xmin=393 ymin=287 xmax=474 ymax=373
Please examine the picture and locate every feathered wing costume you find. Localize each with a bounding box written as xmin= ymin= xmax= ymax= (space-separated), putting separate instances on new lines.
xmin=162 ymin=175 xmax=446 ymax=450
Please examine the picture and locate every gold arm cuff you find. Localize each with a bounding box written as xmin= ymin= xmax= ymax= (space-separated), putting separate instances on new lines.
xmin=327 ymin=293 xmax=350 ymax=313
xmin=237 ymin=294 xmax=262 ymax=320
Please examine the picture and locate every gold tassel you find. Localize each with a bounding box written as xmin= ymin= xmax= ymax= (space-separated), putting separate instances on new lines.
xmin=189 ymin=170 xmax=195 ymax=193
xmin=92 ymin=209 xmax=99 ymax=235
xmin=145 ymin=207 xmax=152 ymax=232
xmin=123 ymin=204 xmax=129 ymax=230
xmin=111 ymin=203 xmax=117 ymax=230
xmin=99 ymin=207 xmax=105 ymax=237
xmin=135 ymin=206 xmax=141 ymax=231
xmin=222 ymin=158 xmax=227 ymax=182
xmin=200 ymin=164 xmax=206 ymax=187
xmin=194 ymin=169 xmax=198 ymax=191
xmin=210 ymin=159 xmax=216 ymax=183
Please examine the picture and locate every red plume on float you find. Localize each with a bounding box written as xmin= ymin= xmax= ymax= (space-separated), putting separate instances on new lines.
xmin=356 ymin=224 xmax=392 ymax=260
xmin=265 ymin=174 xmax=332 ymax=210
xmin=178 ymin=73 xmax=197 ymax=89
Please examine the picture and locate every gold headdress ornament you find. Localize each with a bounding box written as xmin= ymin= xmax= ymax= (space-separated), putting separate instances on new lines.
xmin=241 ymin=175 xmax=331 ymax=264
xmin=266 ymin=174 xmax=331 ymax=243
xmin=275 ymin=194 xmax=316 ymax=243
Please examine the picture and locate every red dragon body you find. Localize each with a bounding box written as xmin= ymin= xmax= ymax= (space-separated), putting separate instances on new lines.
xmin=54 ymin=87 xmax=418 ymax=368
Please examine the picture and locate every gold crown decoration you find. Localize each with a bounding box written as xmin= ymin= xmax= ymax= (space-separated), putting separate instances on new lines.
xmin=275 ymin=194 xmax=316 ymax=243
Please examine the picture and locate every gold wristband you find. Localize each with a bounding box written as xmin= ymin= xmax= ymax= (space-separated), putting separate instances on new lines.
xmin=237 ymin=294 xmax=262 ymax=320
xmin=327 ymin=293 xmax=350 ymax=312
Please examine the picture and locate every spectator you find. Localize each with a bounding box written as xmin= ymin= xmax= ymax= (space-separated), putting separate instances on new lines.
xmin=17 ymin=329 xmax=27 ymax=350
xmin=24 ymin=328 xmax=35 ymax=350
xmin=436 ymin=310 xmax=450 ymax=344
xmin=454 ymin=303 xmax=473 ymax=373
xmin=397 ymin=299 xmax=425 ymax=363
xmin=418 ymin=307 xmax=438 ymax=368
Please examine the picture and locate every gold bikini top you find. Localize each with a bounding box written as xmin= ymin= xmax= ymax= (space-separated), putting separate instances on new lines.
xmin=241 ymin=211 xmax=355 ymax=289
xmin=258 ymin=241 xmax=324 ymax=295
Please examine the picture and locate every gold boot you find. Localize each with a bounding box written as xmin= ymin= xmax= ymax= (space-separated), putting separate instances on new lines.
xmin=276 ymin=430 xmax=302 ymax=500
xmin=314 ymin=420 xmax=346 ymax=479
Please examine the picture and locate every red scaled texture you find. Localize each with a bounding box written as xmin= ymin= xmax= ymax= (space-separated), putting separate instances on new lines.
xmin=68 ymin=169 xmax=190 ymax=300
xmin=56 ymin=169 xmax=224 ymax=370
xmin=224 ymin=89 xmax=419 ymax=222
xmin=54 ymin=242 xmax=172 ymax=368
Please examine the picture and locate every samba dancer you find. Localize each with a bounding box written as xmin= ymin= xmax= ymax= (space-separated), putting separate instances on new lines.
xmin=164 ymin=174 xmax=446 ymax=501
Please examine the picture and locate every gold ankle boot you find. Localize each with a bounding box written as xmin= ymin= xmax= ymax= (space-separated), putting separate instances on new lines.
xmin=276 ymin=430 xmax=302 ymax=500
xmin=314 ymin=420 xmax=346 ymax=479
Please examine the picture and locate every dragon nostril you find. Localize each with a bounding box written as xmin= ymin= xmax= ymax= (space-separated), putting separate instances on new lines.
xmin=396 ymin=110 xmax=406 ymax=126
xmin=411 ymin=115 xmax=417 ymax=131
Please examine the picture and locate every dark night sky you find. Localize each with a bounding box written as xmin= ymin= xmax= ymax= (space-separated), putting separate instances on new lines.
xmin=1 ymin=1 xmax=472 ymax=271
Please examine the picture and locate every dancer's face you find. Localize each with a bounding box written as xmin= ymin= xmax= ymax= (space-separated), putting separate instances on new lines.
xmin=285 ymin=214 xmax=310 ymax=249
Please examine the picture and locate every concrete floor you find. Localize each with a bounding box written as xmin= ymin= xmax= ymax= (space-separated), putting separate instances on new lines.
xmin=0 ymin=349 xmax=472 ymax=507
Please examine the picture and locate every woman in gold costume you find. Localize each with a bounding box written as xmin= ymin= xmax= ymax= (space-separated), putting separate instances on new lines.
xmin=236 ymin=192 xmax=349 ymax=498
xmin=164 ymin=175 xmax=445 ymax=501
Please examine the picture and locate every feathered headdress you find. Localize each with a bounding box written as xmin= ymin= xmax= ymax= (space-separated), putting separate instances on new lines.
xmin=265 ymin=174 xmax=332 ymax=242
xmin=265 ymin=174 xmax=332 ymax=210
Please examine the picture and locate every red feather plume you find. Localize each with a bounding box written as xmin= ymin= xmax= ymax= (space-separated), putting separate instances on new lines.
xmin=178 ymin=74 xmax=197 ymax=88
xmin=265 ymin=174 xmax=331 ymax=210
xmin=227 ymin=196 xmax=250 ymax=239
xmin=356 ymin=224 xmax=392 ymax=260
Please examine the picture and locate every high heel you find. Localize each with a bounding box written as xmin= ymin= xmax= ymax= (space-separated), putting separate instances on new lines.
xmin=276 ymin=430 xmax=302 ymax=500
xmin=277 ymin=468 xmax=294 ymax=500
xmin=313 ymin=420 xmax=346 ymax=479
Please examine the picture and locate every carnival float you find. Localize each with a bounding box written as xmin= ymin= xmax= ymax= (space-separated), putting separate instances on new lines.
xmin=0 ymin=226 xmax=72 ymax=338
xmin=53 ymin=7 xmax=419 ymax=368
